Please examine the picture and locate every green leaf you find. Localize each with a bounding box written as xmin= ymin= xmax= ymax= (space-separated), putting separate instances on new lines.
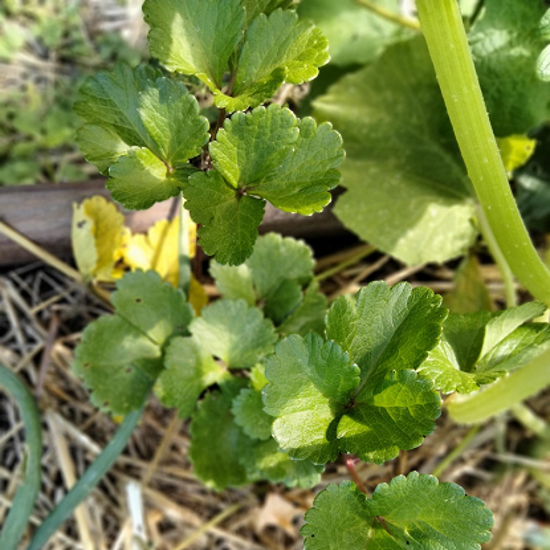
xmin=444 ymin=255 xmax=493 ymax=314
xmin=143 ymin=0 xmax=245 ymax=90
xmin=326 ymin=282 xmax=447 ymax=387
xmin=336 ymin=370 xmax=441 ymax=464
xmin=189 ymin=387 xmax=251 ymax=490
xmin=74 ymin=271 xmax=193 ymax=414
xmin=241 ymin=0 xmax=293 ymax=27
xmin=241 ymin=437 xmax=324 ymax=488
xmin=183 ymin=170 xmax=266 ymax=265
xmin=155 ymin=336 xmax=226 ymax=418
xmin=211 ymin=104 xmax=344 ymax=213
xmin=313 ymin=37 xmax=477 ymax=265
xmin=209 ymin=261 xmax=256 ymax=305
xmin=419 ymin=302 xmax=548 ymax=394
xmin=190 ymin=298 xmax=277 ymax=369
xmin=470 ymin=0 xmax=550 ymax=135
xmin=297 ymin=0 xmax=411 ymax=67
xmin=278 ymin=281 xmax=327 ymax=337
xmin=302 ymin=473 xmax=494 ymax=549
xmin=264 ymin=333 xmax=359 ymax=463
xmin=110 ymin=270 xmax=193 ymax=345
xmin=75 ymin=65 xmax=208 ymax=209
xmin=216 ymin=10 xmax=329 ymax=110
xmin=232 ymin=387 xmax=273 ymax=440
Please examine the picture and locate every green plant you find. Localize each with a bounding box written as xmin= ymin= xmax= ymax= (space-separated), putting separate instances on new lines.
xmin=21 ymin=0 xmax=550 ymax=548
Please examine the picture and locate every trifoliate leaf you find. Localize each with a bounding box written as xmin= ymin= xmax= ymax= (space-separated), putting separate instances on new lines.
xmin=303 ymin=473 xmax=494 ymax=549
xmin=241 ymin=437 xmax=324 ymax=488
xmin=232 ymin=387 xmax=273 ymax=440
xmin=336 ymin=370 xmax=441 ymax=464
xmin=497 ymin=135 xmax=537 ymax=173
xmin=190 ymin=299 xmax=277 ymax=369
xmin=297 ymin=0 xmax=411 ymax=67
xmin=278 ymin=281 xmax=327 ymax=337
xmin=443 ymin=255 xmax=493 ymax=314
xmin=72 ymin=196 xmax=125 ymax=282
xmin=313 ymin=37 xmax=477 ymax=265
xmin=143 ymin=0 xmax=245 ymax=91
xmin=470 ymin=0 xmax=550 ymax=136
xmin=215 ymin=10 xmax=329 ymax=111
xmin=73 ymin=271 xmax=192 ymax=414
xmin=110 ymin=270 xmax=193 ymax=346
xmin=264 ymin=333 xmax=359 ymax=463
xmin=183 ymin=170 xmax=266 ymax=265
xmin=419 ymin=302 xmax=548 ymax=394
xmin=75 ymin=65 xmax=208 ymax=209
xmin=189 ymin=387 xmax=251 ymax=490
xmin=156 ymin=336 xmax=226 ymax=418
xmin=326 ymin=282 xmax=447 ymax=388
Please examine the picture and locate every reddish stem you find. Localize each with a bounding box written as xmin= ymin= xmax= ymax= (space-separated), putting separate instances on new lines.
xmin=345 ymin=455 xmax=368 ymax=495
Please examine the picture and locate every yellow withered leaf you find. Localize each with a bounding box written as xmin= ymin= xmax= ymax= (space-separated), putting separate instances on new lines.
xmin=72 ymin=196 xmax=125 ymax=282
xmin=189 ymin=275 xmax=208 ymax=315
xmin=497 ymin=135 xmax=537 ymax=173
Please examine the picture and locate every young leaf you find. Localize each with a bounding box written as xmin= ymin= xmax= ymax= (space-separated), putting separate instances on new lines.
xmin=183 ymin=170 xmax=266 ymax=265
xmin=302 ymin=473 xmax=494 ymax=549
xmin=215 ymin=10 xmax=329 ymax=111
xmin=190 ymin=299 xmax=277 ymax=369
xmin=314 ymin=37 xmax=477 ymax=265
xmin=72 ymin=196 xmax=125 ymax=283
xmin=155 ymin=336 xmax=227 ymax=418
xmin=73 ymin=271 xmax=193 ymax=414
xmin=470 ymin=0 xmax=550 ymax=136
xmin=75 ymin=65 xmax=208 ymax=209
xmin=232 ymin=387 xmax=273 ymax=440
xmin=189 ymin=386 xmax=251 ymax=491
xmin=241 ymin=437 xmax=324 ymax=488
xmin=297 ymin=0 xmax=410 ymax=67
xmin=143 ymin=0 xmax=245 ymax=91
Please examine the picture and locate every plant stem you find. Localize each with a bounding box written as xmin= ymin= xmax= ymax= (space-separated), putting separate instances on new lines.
xmin=27 ymin=404 xmax=145 ymax=550
xmin=315 ymin=244 xmax=376 ymax=282
xmin=345 ymin=455 xmax=368 ymax=494
xmin=355 ymin=0 xmax=421 ymax=30
xmin=0 ymin=364 xmax=42 ymax=550
xmin=431 ymin=424 xmax=480 ymax=478
xmin=476 ymin=207 xmax=517 ymax=308
xmin=512 ymin=403 xmax=550 ymax=440
xmin=416 ymin=0 xmax=550 ymax=306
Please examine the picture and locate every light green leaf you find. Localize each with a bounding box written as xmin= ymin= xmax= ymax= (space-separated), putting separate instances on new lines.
xmin=241 ymin=0 xmax=293 ymax=27
xmin=313 ymin=37 xmax=477 ymax=265
xmin=75 ymin=65 xmax=208 ymax=209
xmin=303 ymin=473 xmax=494 ymax=549
xmin=337 ymin=370 xmax=441 ymax=464
xmin=107 ymin=148 xmax=192 ymax=211
xmin=211 ymin=104 xmax=344 ymax=213
xmin=183 ymin=170 xmax=266 ymax=265
xmin=470 ymin=0 xmax=550 ymax=135
xmin=241 ymin=437 xmax=324 ymax=488
xmin=232 ymin=387 xmax=273 ymax=440
xmin=326 ymin=282 xmax=447 ymax=388
xmin=73 ymin=271 xmax=193 ymax=414
xmin=110 ymin=270 xmax=193 ymax=345
xmin=189 ymin=387 xmax=251 ymax=490
xmin=278 ymin=281 xmax=327 ymax=337
xmin=143 ymin=0 xmax=245 ymax=90
xmin=190 ymin=298 xmax=277 ymax=369
xmin=216 ymin=9 xmax=329 ymax=110
xmin=264 ymin=333 xmax=359 ymax=464
xmin=250 ymin=363 xmax=269 ymax=391
xmin=155 ymin=337 xmax=226 ymax=418
xmin=209 ymin=261 xmax=256 ymax=305
xmin=297 ymin=0 xmax=411 ymax=67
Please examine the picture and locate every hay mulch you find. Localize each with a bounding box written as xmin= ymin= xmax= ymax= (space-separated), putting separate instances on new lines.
xmin=1 ymin=244 xmax=549 ymax=550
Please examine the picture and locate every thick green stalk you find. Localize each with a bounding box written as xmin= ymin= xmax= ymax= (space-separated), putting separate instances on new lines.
xmin=0 ymin=365 xmax=42 ymax=550
xmin=416 ymin=0 xmax=550 ymax=306
xmin=27 ymin=404 xmax=144 ymax=550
